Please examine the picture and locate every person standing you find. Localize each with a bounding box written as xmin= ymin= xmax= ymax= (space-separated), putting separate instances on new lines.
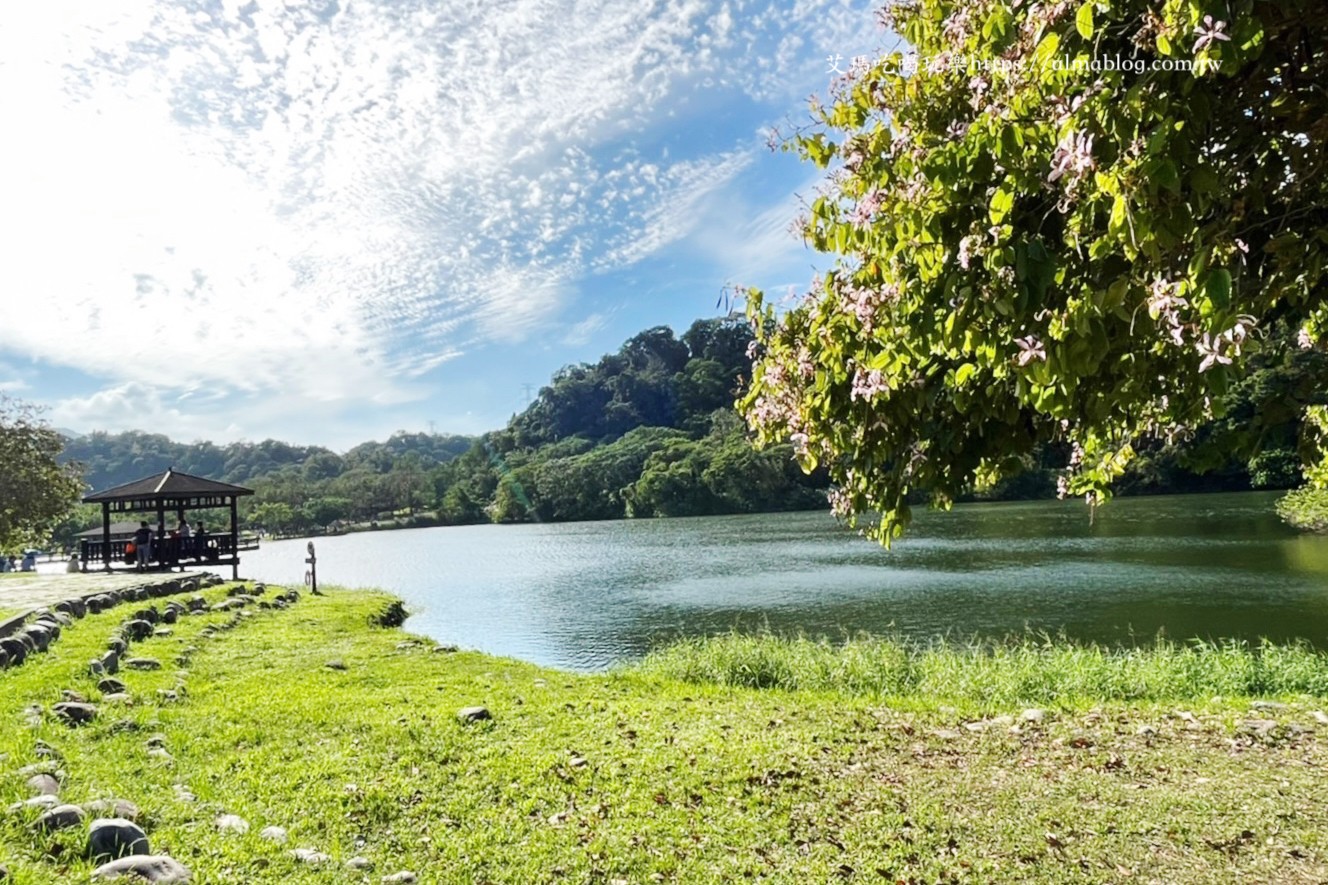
xmin=178 ymin=517 xmax=192 ymax=558
xmin=133 ymin=521 xmax=152 ymax=571
xmin=194 ymin=522 xmax=208 ymax=561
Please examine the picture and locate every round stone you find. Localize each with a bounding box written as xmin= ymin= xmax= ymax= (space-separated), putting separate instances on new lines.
xmin=91 ymin=855 xmax=191 ymax=883
xmin=35 ymin=804 xmax=86 ymax=832
xmin=89 ymin=817 xmax=150 ymax=860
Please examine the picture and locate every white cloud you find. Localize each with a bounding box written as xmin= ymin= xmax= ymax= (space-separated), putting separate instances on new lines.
xmin=1 ymin=0 xmax=877 ymax=436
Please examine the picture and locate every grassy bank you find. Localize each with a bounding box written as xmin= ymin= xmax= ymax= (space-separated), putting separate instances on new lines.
xmin=636 ymin=632 xmax=1328 ymax=709
xmin=3 ymin=587 xmax=1328 ymax=883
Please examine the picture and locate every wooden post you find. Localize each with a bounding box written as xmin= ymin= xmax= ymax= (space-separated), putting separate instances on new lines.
xmin=229 ymin=497 xmax=239 ymax=581
xmin=101 ymin=503 xmax=111 ymax=572
xmin=305 ymin=541 xmax=321 ymax=595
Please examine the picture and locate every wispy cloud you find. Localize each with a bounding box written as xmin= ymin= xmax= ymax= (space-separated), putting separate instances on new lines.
xmin=2 ymin=0 xmax=877 ymax=439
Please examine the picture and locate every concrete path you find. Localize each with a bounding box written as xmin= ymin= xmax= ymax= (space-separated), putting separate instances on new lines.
xmin=0 ymin=570 xmax=212 ymax=615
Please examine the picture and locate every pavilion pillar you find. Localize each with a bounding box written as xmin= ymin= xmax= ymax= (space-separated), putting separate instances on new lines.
xmin=100 ymin=503 xmax=111 ymax=572
xmin=229 ymin=496 xmax=239 ymax=580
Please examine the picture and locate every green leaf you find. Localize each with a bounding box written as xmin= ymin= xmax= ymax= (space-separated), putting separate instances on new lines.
xmin=955 ymin=363 xmax=977 ymax=385
xmin=1204 ymin=269 xmax=1232 ymax=310
xmin=1109 ymin=195 xmax=1129 ymax=233
xmin=1033 ymin=32 xmax=1061 ymax=66
xmin=1075 ymin=3 xmax=1094 ymax=40
xmin=989 ymin=187 xmax=1015 ymax=224
xmin=1156 ymin=33 xmax=1172 ymax=55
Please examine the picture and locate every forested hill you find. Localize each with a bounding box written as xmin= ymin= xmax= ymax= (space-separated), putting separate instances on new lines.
xmin=469 ymin=317 xmax=828 ymax=523
xmin=54 ymin=316 xmax=827 ymax=538
xmin=61 ymin=431 xmax=474 ymax=493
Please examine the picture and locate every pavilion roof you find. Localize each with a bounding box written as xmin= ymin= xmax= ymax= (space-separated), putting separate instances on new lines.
xmin=83 ymin=468 xmax=254 ymax=504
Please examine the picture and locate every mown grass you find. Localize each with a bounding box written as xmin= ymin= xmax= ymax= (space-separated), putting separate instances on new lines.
xmin=635 ymin=632 xmax=1328 ymax=708
xmin=2 ymin=586 xmax=1327 ymax=883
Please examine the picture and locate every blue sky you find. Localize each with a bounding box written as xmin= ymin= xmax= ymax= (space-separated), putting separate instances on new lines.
xmin=0 ymin=0 xmax=881 ymax=451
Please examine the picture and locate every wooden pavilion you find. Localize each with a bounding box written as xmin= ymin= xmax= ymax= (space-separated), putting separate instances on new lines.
xmin=80 ymin=468 xmax=255 ymax=579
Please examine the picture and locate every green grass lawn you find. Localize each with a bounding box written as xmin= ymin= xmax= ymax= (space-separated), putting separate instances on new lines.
xmin=2 ymin=586 xmax=1327 ymax=883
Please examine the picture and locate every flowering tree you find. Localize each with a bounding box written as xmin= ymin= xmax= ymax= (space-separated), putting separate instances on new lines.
xmin=742 ymin=0 xmax=1327 ymax=541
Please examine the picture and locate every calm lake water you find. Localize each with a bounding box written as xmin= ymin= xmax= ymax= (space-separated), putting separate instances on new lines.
xmin=241 ymin=492 xmax=1328 ymax=671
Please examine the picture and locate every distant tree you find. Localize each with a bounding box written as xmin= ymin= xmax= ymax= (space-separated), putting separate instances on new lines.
xmin=0 ymin=397 xmax=85 ymax=551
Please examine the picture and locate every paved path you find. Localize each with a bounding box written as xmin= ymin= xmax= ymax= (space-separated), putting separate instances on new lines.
xmin=0 ymin=570 xmax=212 ymax=615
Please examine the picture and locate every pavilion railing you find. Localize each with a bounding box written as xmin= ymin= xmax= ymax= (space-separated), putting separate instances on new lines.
xmin=79 ymin=534 xmax=260 ymax=572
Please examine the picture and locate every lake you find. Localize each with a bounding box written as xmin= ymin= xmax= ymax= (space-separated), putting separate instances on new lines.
xmin=240 ymin=491 xmax=1328 ymax=671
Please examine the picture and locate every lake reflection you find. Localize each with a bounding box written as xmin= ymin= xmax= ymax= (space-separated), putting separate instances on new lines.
xmin=240 ymin=492 xmax=1328 ymax=671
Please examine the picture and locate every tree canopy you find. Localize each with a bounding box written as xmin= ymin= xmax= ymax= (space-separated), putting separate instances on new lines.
xmin=0 ymin=397 xmax=84 ymax=552
xmin=742 ymin=0 xmax=1328 ymax=542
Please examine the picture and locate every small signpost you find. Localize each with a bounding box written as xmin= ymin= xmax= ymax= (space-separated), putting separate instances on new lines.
xmin=305 ymin=541 xmax=322 ymax=595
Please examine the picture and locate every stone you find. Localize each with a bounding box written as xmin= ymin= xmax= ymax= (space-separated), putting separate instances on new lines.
xmin=98 ymin=678 xmax=128 ymax=695
xmin=153 ymin=629 xmax=173 ymax=638
xmin=1251 ymin=700 xmax=1288 ymax=711
xmin=24 ymin=626 xmax=53 ymax=652
xmin=325 ymin=660 xmax=348 ymax=671
xmin=89 ymin=659 xmax=105 ymax=677
xmin=124 ymin=658 xmax=162 ymax=671
xmin=1020 ymin=708 xmax=1046 ymax=723
xmin=12 ymin=794 xmax=60 ymax=811
xmin=382 ymin=873 xmax=418 ymax=884
xmin=122 ymin=620 xmax=153 ymax=642
xmin=215 ymin=814 xmax=249 ymax=834
xmin=35 ymin=804 xmax=86 ymax=832
xmin=432 ymin=644 xmax=459 ymax=653
xmin=102 ymin=693 xmax=133 ymax=705
xmin=259 ymin=825 xmax=288 ymax=843
xmin=26 ymin=772 xmax=60 ymax=795
xmin=161 ymin=609 xmax=178 ymax=625
xmin=1312 ymin=711 xmax=1328 ymax=725
xmin=132 ymin=608 xmax=159 ymax=625
xmin=89 ymin=817 xmax=150 ymax=860
xmin=86 ymin=799 xmax=141 ymax=821
xmin=91 ymin=855 xmax=191 ymax=883
xmin=346 ymin=857 xmax=373 ymax=870
xmin=0 ymin=638 xmax=26 ymax=666
xmin=34 ymin=740 xmax=61 ymax=759
xmin=62 ymin=690 xmax=89 ymax=703
xmin=102 ymin=650 xmax=120 ymax=675
xmin=457 ymin=706 xmax=492 ymax=723
xmin=108 ymin=637 xmax=128 ymax=655
xmin=290 ymin=848 xmax=332 ymax=865
xmin=53 ymin=702 xmax=98 ymax=726
xmin=1242 ymin=718 xmax=1279 ymax=735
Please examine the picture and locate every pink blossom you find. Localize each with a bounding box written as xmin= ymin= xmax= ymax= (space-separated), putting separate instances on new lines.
xmin=957 ymin=235 xmax=981 ymax=270
xmin=1047 ymin=131 xmax=1095 ymax=185
xmin=1056 ymin=475 xmax=1069 ymax=500
xmin=1298 ymin=328 xmax=1315 ymax=350
xmin=1192 ymin=15 xmax=1230 ymax=53
xmin=1147 ymin=277 xmax=1187 ymax=317
xmin=851 ymin=366 xmax=890 ymax=401
xmin=849 ymin=190 xmax=884 ymax=229
xmin=1195 ymin=332 xmax=1233 ymax=372
xmin=1014 ymin=335 xmax=1047 ymax=366
xmin=827 ymin=487 xmax=853 ymax=518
